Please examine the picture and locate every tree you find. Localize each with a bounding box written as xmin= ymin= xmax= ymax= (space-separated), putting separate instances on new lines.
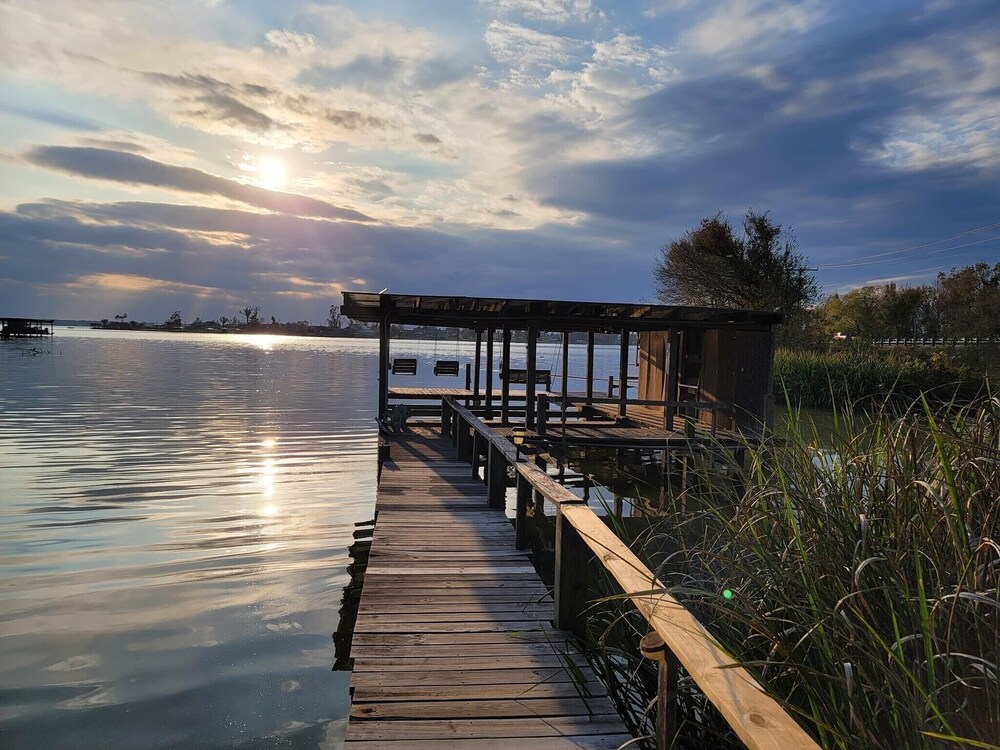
xmin=328 ymin=304 xmax=343 ymax=328
xmin=167 ymin=311 xmax=182 ymax=329
xmin=240 ymin=306 xmax=260 ymax=325
xmin=654 ymin=210 xmax=817 ymax=315
xmin=936 ymin=262 xmax=1000 ymax=337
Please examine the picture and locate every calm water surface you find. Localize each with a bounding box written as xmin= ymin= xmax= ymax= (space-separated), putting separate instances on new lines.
xmin=0 ymin=329 xmax=634 ymax=749
xmin=0 ymin=330 xmax=383 ymax=749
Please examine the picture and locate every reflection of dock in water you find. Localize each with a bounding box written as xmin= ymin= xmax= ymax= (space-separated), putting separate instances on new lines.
xmin=333 ymin=519 xmax=375 ymax=672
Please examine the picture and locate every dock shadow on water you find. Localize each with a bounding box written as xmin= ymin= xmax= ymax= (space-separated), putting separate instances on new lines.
xmin=0 ymin=330 xmax=382 ymax=749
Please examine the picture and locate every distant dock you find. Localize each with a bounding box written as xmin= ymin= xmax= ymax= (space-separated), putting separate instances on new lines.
xmin=0 ymin=317 xmax=54 ymax=340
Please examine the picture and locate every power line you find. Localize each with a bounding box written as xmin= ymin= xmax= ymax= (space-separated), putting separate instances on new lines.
xmin=817 ymin=220 xmax=1000 ymax=269
xmin=821 ymin=234 xmax=1000 ymax=269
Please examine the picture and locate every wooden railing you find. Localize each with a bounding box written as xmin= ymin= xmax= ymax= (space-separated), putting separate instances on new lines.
xmin=440 ymin=396 xmax=821 ymax=750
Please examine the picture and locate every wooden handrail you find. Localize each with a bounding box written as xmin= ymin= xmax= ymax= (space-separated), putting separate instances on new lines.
xmin=442 ymin=396 xmax=821 ymax=750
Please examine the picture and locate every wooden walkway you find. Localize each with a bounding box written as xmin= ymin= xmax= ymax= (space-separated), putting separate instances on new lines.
xmin=345 ymin=427 xmax=631 ymax=748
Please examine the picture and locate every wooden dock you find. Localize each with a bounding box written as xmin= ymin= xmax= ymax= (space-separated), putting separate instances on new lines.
xmin=345 ymin=427 xmax=632 ymax=748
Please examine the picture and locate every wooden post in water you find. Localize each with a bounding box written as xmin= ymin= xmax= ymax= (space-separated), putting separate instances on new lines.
xmin=526 ymin=325 xmax=537 ymax=430
xmin=618 ymin=327 xmax=629 ymax=418
xmin=585 ymin=330 xmax=595 ymax=405
xmin=378 ymin=317 xmax=389 ymax=421
xmin=473 ymin=329 xmax=482 ymax=405
xmin=515 ymin=473 xmax=530 ymax=550
xmin=501 ymin=327 xmax=511 ymax=424
xmin=485 ymin=328 xmax=495 ymax=418
xmin=554 ymin=502 xmax=589 ymax=638
xmin=640 ymin=631 xmax=679 ymax=750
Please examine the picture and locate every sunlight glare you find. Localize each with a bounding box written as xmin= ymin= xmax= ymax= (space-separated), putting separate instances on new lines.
xmin=257 ymin=156 xmax=287 ymax=189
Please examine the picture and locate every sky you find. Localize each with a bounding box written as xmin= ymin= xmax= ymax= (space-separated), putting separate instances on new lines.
xmin=1 ymin=0 xmax=999 ymax=324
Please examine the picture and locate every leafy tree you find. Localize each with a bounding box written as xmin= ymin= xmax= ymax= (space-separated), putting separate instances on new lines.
xmin=240 ymin=306 xmax=260 ymax=325
xmin=166 ymin=311 xmax=182 ymax=329
xmin=654 ymin=209 xmax=817 ymax=315
xmin=936 ymin=262 xmax=1000 ymax=337
xmin=328 ymin=304 xmax=343 ymax=328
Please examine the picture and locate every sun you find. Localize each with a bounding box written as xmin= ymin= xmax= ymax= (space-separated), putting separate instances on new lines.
xmin=256 ymin=156 xmax=287 ymax=189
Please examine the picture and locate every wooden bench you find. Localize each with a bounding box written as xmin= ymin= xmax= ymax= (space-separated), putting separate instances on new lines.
xmin=502 ymin=367 xmax=551 ymax=388
xmin=433 ymin=359 xmax=460 ymax=376
xmin=391 ymin=358 xmax=417 ymax=375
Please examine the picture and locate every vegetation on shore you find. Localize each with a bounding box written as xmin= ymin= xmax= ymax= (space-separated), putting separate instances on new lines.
xmin=774 ymin=344 xmax=996 ymax=409
xmin=586 ymin=396 xmax=999 ymax=749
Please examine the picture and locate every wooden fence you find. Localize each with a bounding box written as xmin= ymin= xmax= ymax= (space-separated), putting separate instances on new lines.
xmin=439 ymin=397 xmax=821 ymax=750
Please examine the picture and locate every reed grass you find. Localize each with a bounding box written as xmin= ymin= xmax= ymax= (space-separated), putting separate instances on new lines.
xmin=774 ymin=347 xmax=984 ymax=409
xmin=584 ymin=395 xmax=1000 ymax=749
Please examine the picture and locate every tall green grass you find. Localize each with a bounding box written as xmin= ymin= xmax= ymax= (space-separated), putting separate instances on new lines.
xmin=585 ymin=396 xmax=1000 ymax=749
xmin=774 ymin=347 xmax=984 ymax=409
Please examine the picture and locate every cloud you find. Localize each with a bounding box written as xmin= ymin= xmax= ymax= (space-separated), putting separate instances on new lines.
xmin=0 ymin=104 xmax=102 ymax=131
xmin=480 ymin=0 xmax=597 ymax=24
xmin=264 ymin=30 xmax=317 ymax=56
xmin=26 ymin=146 xmax=373 ymax=222
xmin=485 ymin=21 xmax=588 ymax=71
xmin=683 ymin=0 xmax=825 ymax=56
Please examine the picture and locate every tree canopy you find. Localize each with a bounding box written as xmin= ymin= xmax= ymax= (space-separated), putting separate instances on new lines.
xmin=654 ymin=209 xmax=817 ymax=315
xmin=816 ymin=263 xmax=1000 ymax=340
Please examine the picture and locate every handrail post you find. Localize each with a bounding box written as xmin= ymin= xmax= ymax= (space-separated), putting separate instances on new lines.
xmin=457 ymin=415 xmax=472 ymax=461
xmin=487 ymin=444 xmax=506 ymax=509
xmin=607 ymin=375 xmax=614 ymax=398
xmin=515 ymin=472 xmax=530 ymax=549
xmin=441 ymin=398 xmax=452 ymax=437
xmin=471 ymin=432 xmax=481 ymax=478
xmin=451 ymin=407 xmax=459 ymax=447
xmin=641 ymin=631 xmax=679 ymax=750
xmin=554 ymin=501 xmax=589 ymax=638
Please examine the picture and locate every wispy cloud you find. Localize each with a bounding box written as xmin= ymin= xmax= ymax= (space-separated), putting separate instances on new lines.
xmin=26 ymin=146 xmax=373 ymax=222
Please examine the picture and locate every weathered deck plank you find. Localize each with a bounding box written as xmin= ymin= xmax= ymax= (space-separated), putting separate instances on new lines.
xmin=345 ymin=428 xmax=630 ymax=746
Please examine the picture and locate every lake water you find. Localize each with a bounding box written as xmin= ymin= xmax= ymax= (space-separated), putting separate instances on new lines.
xmin=0 ymin=328 xmax=631 ymax=749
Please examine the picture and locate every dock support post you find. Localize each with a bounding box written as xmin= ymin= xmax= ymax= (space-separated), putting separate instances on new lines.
xmin=554 ymin=505 xmax=589 ymax=638
xmin=640 ymin=632 xmax=679 ymax=750
xmin=536 ymin=393 xmax=548 ymax=439
xmin=501 ymin=327 xmax=511 ymax=424
xmin=474 ymin=329 xmax=482 ymax=405
xmin=618 ymin=327 xmax=629 ymax=418
xmin=526 ymin=325 xmax=538 ymax=430
xmin=451 ymin=408 xmax=459 ymax=447
xmin=560 ymin=331 xmax=569 ymax=398
xmin=585 ymin=331 xmax=595 ymax=405
xmin=515 ymin=473 xmax=530 ymax=550
xmin=485 ymin=328 xmax=494 ymax=418
xmin=665 ymin=329 xmax=679 ymax=430
xmin=487 ymin=445 xmax=506 ymax=509
xmin=378 ymin=317 xmax=389 ymax=421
